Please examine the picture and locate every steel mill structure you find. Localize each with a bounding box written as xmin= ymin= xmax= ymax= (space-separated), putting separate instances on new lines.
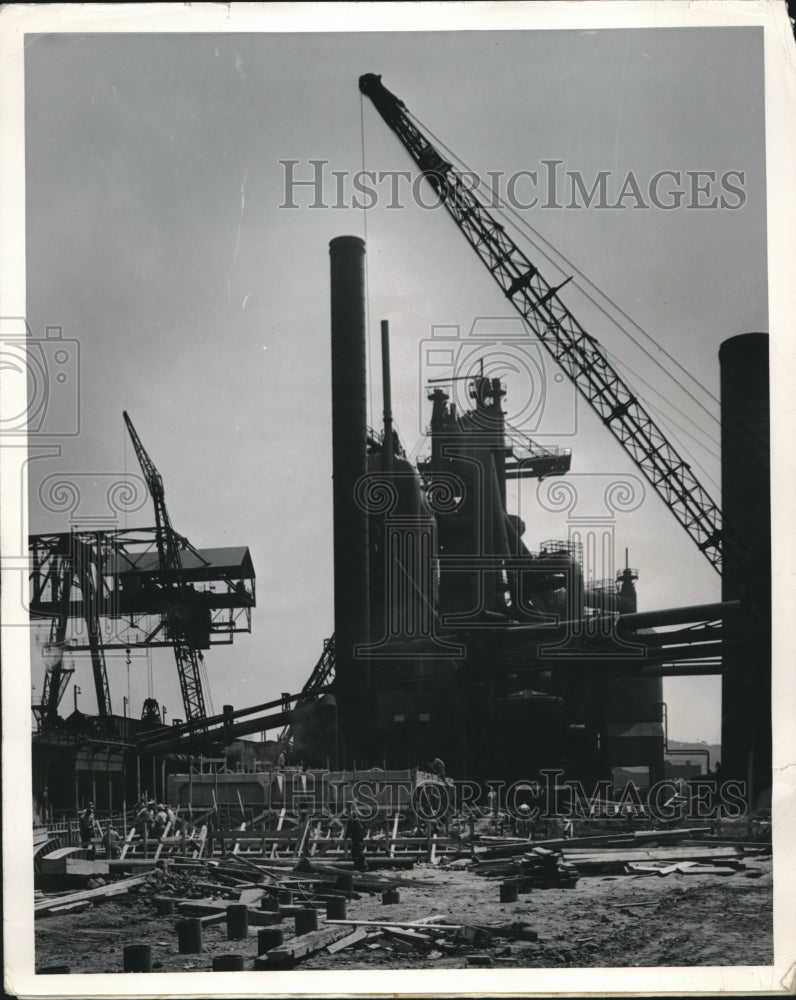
xmin=29 ymin=74 xmax=771 ymax=820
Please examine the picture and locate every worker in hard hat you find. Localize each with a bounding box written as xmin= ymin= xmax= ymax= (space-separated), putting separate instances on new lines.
xmin=514 ymin=802 xmax=534 ymax=839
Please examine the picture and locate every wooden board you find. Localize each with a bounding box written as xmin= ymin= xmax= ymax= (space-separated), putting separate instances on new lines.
xmin=238 ymin=887 xmax=266 ymax=906
xmin=41 ymin=857 xmax=110 ymax=877
xmin=475 ymin=827 xmax=713 ymax=858
xmin=383 ymin=927 xmax=433 ymax=949
xmin=260 ymin=925 xmax=354 ymax=967
xmin=325 ymin=919 xmax=463 ymax=931
xmin=47 ymin=900 xmax=93 ymax=916
xmin=560 ymin=846 xmax=745 ymax=864
xmin=34 ymin=875 xmax=149 ymax=915
xmin=326 ymin=927 xmax=370 ymax=953
xmin=174 ymin=900 xmax=284 ymax=926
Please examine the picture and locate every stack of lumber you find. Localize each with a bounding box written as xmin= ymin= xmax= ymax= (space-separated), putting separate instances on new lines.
xmin=559 ymin=843 xmax=767 ymax=876
xmin=471 ymin=828 xmax=770 ymax=880
xmin=471 ymin=846 xmax=577 ymax=888
xmin=473 ymin=826 xmax=714 ymax=860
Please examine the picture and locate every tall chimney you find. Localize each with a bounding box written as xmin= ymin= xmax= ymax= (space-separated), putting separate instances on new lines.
xmin=329 ymin=236 xmax=370 ymax=765
xmin=719 ymin=332 xmax=770 ymax=807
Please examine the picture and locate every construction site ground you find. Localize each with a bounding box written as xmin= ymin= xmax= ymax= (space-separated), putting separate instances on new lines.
xmin=34 ymin=856 xmax=773 ymax=973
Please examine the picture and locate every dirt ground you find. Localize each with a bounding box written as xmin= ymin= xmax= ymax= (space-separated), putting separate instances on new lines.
xmin=34 ymin=858 xmax=773 ymax=974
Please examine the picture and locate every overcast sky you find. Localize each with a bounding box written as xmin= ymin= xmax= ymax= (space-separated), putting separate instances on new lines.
xmin=23 ymin=27 xmax=767 ymax=743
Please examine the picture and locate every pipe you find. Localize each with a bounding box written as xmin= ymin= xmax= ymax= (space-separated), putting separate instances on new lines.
xmin=135 ymin=686 xmax=332 ymax=746
xmin=616 ymin=600 xmax=741 ymax=632
xmin=640 ymin=663 xmax=722 ymax=677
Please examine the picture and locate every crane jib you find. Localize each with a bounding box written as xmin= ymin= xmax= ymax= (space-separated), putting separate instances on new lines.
xmin=359 ymin=74 xmax=723 ymax=575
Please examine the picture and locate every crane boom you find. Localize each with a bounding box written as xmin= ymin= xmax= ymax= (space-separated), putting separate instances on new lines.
xmin=123 ymin=411 xmax=208 ymax=725
xmin=359 ymin=73 xmax=722 ymax=572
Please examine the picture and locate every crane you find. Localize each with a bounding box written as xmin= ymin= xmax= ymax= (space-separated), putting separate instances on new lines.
xmin=32 ymin=532 xmax=113 ymax=727
xmin=359 ymin=74 xmax=723 ymax=573
xmin=123 ymin=412 xmax=209 ymax=727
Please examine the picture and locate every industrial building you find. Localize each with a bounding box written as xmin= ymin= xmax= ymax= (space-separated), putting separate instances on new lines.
xmin=29 ymin=73 xmax=771 ymax=824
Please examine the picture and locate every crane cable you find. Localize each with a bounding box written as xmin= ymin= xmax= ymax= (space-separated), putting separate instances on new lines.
xmin=407 ymin=109 xmax=722 ymax=425
xmin=400 ymin=108 xmax=770 ymax=477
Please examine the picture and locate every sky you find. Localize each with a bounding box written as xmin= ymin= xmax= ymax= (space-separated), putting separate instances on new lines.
xmin=22 ymin=26 xmax=767 ymax=744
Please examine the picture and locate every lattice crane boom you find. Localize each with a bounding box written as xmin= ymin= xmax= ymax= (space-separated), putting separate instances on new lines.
xmin=359 ymin=74 xmax=722 ymax=572
xmin=123 ymin=412 xmax=208 ymax=725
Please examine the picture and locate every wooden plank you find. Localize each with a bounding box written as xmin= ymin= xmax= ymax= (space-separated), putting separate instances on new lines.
xmin=389 ymin=814 xmax=399 ymax=859
xmin=40 ymin=849 xmax=110 ymax=877
xmin=119 ymin=827 xmax=137 ymax=861
xmin=47 ymin=900 xmax=93 ymax=916
xmin=175 ymin=900 xmax=284 ymax=925
xmin=383 ymin=927 xmax=433 ymax=949
xmin=153 ymin=821 xmax=172 ymax=862
xmin=271 ymin=807 xmax=286 ymax=859
xmin=476 ymin=827 xmax=714 ymax=859
xmin=35 ymin=874 xmax=149 ymax=914
xmin=326 ymin=927 xmax=370 ymax=954
xmin=561 ymin=847 xmax=744 ymax=864
xmin=678 ymin=838 xmax=771 ymax=850
xmin=260 ymin=925 xmax=355 ymax=967
xmin=325 ymin=919 xmax=463 ymax=931
xmin=675 ymin=863 xmax=738 ymax=875
xmin=238 ymin=887 xmax=266 ymax=906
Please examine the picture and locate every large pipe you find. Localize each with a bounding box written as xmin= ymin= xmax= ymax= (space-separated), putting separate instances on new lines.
xmin=616 ymin=600 xmax=741 ymax=632
xmin=719 ymin=332 xmax=770 ymax=803
xmin=329 ymin=236 xmax=371 ymax=765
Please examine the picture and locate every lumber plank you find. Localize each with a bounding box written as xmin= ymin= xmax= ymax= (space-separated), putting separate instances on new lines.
xmin=325 ymin=919 xmax=463 ymax=931
xmin=174 ymin=900 xmax=284 ymax=925
xmin=34 ymin=874 xmax=149 ymax=914
xmin=476 ymin=827 xmax=713 ymax=858
xmin=260 ymin=925 xmax=353 ymax=967
xmin=238 ymin=887 xmax=266 ymax=906
xmin=326 ymin=927 xmax=370 ymax=953
xmin=384 ymin=927 xmax=433 ymax=949
xmin=47 ymin=900 xmax=93 ymax=916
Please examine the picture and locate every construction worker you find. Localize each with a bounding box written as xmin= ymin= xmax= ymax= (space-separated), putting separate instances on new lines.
xmin=430 ymin=757 xmax=447 ymax=779
xmin=135 ymin=799 xmax=152 ymax=844
xmin=345 ymin=803 xmax=367 ymax=872
xmin=102 ymin=825 xmax=121 ymax=859
xmin=78 ymin=803 xmax=95 ymax=850
xmin=152 ymin=803 xmax=169 ymax=839
xmin=514 ymin=802 xmax=534 ymax=838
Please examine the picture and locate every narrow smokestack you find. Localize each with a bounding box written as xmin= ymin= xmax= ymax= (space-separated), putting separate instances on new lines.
xmin=329 ymin=236 xmax=370 ymax=765
xmin=719 ymin=332 xmax=770 ymax=806
xmin=381 ymin=320 xmax=394 ymax=472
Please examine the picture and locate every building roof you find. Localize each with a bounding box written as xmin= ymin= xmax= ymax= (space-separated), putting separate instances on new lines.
xmin=109 ymin=546 xmax=255 ymax=582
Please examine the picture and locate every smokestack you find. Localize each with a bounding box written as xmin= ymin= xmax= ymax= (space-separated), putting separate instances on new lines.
xmin=329 ymin=236 xmax=370 ymax=765
xmin=381 ymin=320 xmax=394 ymax=472
xmin=719 ymin=332 xmax=770 ymax=806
